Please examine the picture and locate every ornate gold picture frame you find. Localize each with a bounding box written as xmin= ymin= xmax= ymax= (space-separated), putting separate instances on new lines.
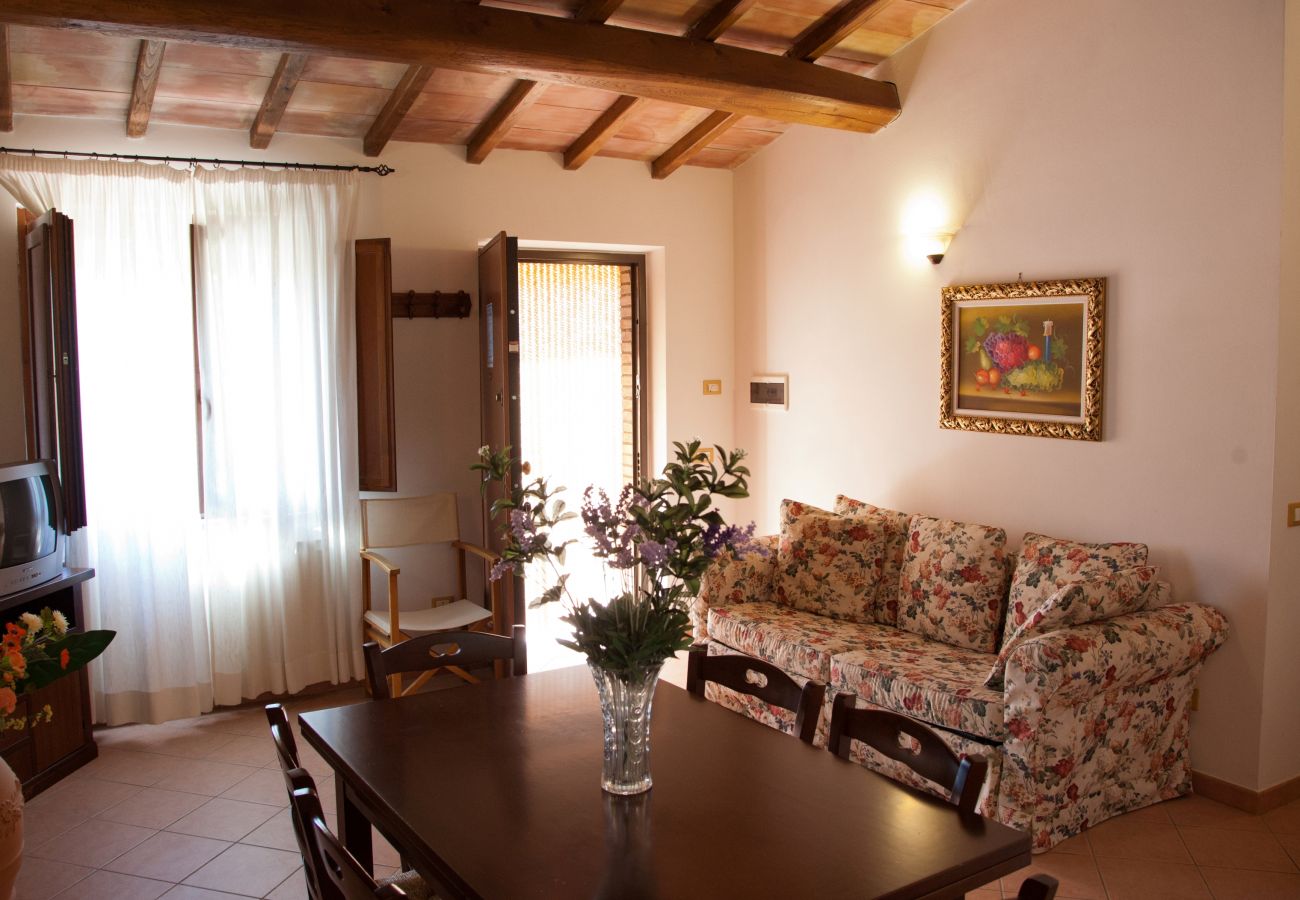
xmin=940 ymin=278 xmax=1105 ymax=441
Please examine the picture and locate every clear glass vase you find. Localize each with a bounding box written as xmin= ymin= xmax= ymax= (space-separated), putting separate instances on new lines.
xmin=589 ymin=660 xmax=662 ymax=795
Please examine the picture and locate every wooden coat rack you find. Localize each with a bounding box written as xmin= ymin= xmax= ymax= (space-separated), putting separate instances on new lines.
xmin=392 ymin=290 xmax=472 ymax=319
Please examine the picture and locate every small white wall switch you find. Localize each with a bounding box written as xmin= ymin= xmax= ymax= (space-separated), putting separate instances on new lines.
xmin=1289 ymin=502 xmax=1300 ymax=528
xmin=703 ymin=379 xmax=722 ymax=396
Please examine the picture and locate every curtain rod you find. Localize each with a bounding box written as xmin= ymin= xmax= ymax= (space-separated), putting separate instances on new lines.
xmin=0 ymin=146 xmax=395 ymax=176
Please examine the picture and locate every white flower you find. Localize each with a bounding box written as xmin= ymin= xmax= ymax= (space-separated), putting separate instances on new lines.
xmin=19 ymin=613 xmax=42 ymax=634
xmin=50 ymin=611 xmax=69 ymax=636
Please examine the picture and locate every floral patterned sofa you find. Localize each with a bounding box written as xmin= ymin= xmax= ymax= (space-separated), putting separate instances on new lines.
xmin=691 ymin=496 xmax=1229 ymax=852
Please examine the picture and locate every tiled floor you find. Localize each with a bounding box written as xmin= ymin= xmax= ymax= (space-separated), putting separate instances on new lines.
xmin=15 ymin=680 xmax=1300 ymax=899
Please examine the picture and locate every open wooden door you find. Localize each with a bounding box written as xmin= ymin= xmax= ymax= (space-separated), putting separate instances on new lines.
xmin=477 ymin=231 xmax=524 ymax=662
xmin=21 ymin=208 xmax=86 ymax=531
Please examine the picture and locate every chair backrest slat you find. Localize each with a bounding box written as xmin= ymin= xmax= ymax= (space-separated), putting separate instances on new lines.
xmin=361 ymin=493 xmax=459 ymax=549
xmin=827 ymin=693 xmax=988 ymax=815
xmin=364 ymin=625 xmax=526 ymax=699
xmin=686 ymin=645 xmax=826 ymax=744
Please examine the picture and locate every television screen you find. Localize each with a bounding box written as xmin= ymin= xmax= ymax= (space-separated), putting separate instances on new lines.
xmin=0 ymin=474 xmax=58 ymax=569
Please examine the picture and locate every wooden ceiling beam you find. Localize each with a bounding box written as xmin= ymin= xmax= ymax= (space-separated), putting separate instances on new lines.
xmin=651 ymin=0 xmax=889 ymax=177
xmin=472 ymin=0 xmax=624 ymax=166
xmin=652 ymin=110 xmax=738 ymax=179
xmin=684 ymin=0 xmax=759 ymax=42
xmin=572 ymin=0 xmax=626 ymax=24
xmin=0 ymin=0 xmax=900 ymax=133
xmin=786 ymin=0 xmax=891 ymax=62
xmin=466 ymin=79 xmax=543 ymax=164
xmin=249 ymin=52 xmax=308 ymax=149
xmin=0 ymin=26 xmax=11 ymax=133
xmin=563 ymin=94 xmax=641 ymax=170
xmin=565 ymin=0 xmax=756 ymax=172
xmin=363 ymin=63 xmax=434 ymax=157
xmin=126 ymin=38 xmax=165 ymax=138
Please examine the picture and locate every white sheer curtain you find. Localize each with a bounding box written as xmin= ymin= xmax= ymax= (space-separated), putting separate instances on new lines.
xmin=0 ymin=157 xmax=363 ymax=722
xmin=0 ymin=156 xmax=213 ymax=723
xmin=192 ymin=168 xmax=360 ymax=705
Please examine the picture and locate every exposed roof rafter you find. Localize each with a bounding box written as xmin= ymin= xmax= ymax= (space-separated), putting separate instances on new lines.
xmin=0 ymin=26 xmax=12 ymax=133
xmin=126 ymin=38 xmax=165 ymax=138
xmin=249 ymin=52 xmax=308 ymax=150
xmin=364 ymin=63 xmax=435 ymax=157
xmin=652 ymin=0 xmax=891 ymax=177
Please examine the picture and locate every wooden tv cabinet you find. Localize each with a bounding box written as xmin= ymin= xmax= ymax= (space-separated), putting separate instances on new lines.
xmin=0 ymin=567 xmax=97 ymax=799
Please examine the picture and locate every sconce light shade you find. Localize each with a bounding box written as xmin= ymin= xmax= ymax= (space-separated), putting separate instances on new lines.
xmin=926 ymin=232 xmax=955 ymax=265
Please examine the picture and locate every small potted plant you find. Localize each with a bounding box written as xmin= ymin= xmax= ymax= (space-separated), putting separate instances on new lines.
xmin=476 ymin=440 xmax=763 ymax=795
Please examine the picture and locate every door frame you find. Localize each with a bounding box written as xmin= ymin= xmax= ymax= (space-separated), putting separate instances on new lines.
xmin=515 ymin=249 xmax=650 ymax=484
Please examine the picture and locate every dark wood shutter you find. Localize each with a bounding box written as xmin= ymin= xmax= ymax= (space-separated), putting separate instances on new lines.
xmin=355 ymin=238 xmax=396 ymax=492
xmin=22 ymin=208 xmax=86 ymax=531
xmin=477 ymin=231 xmax=522 ymax=644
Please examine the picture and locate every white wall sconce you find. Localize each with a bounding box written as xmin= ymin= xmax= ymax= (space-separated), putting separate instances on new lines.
xmin=925 ymin=232 xmax=955 ymax=265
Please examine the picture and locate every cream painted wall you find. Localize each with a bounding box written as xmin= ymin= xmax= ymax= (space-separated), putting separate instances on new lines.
xmin=732 ymin=0 xmax=1288 ymax=788
xmin=1261 ymin=0 xmax=1300 ymax=791
xmin=0 ymin=116 xmax=735 ymax=607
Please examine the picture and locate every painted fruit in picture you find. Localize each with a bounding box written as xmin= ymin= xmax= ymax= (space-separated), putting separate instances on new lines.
xmin=956 ymin=301 xmax=1085 ymax=419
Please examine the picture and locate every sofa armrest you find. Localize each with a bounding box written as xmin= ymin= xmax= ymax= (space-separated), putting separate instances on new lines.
xmin=689 ymin=535 xmax=779 ymax=641
xmin=1003 ymin=602 xmax=1229 ymax=709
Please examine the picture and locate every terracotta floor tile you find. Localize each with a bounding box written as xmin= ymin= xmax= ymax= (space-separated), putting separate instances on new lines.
xmin=1050 ymin=832 xmax=1093 ymax=856
xmin=1108 ymin=801 xmax=1175 ymax=826
xmin=202 ymin=734 xmax=275 ymax=768
xmin=71 ymin=749 xmax=185 ymax=787
xmin=152 ymin=759 xmax=262 ymax=797
xmin=1165 ymin=795 xmax=1270 ymax=831
xmin=373 ymin=826 xmax=402 ymax=868
xmin=1263 ymin=799 xmax=1300 ymax=835
xmin=14 ymin=861 xmax=93 ymax=900
xmin=157 ymin=887 xmax=241 ymax=899
xmin=182 ymin=843 xmax=303 ymax=897
xmin=1197 ymin=865 xmax=1300 ymax=899
xmin=165 ymin=797 xmax=279 ymax=842
xmin=1094 ymin=858 xmax=1211 ymax=900
xmin=104 ymin=831 xmax=231 ymax=883
xmin=263 ymin=868 xmax=307 ymax=900
xmin=1178 ymin=826 xmax=1298 ymax=873
xmin=1085 ymin=819 xmax=1191 ymax=863
xmin=964 ymin=890 xmax=1000 ymax=900
xmin=1276 ymin=831 xmax=1300 ymax=867
xmin=96 ymin=787 xmax=210 ymax=830
xmin=1001 ymin=851 xmax=1105 ymax=899
xmin=20 ymin=805 xmax=86 ymax=847
xmin=26 ymin=817 xmax=155 ymax=868
xmin=50 ymin=869 xmax=172 ymax=900
xmin=98 ymin=726 xmax=236 ymax=760
xmin=219 ymin=768 xmax=291 ymax=807
xmin=239 ymin=808 xmax=299 ymax=852
xmin=25 ymin=775 xmax=142 ymax=819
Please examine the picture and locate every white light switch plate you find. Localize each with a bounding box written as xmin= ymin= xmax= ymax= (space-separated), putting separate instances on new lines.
xmin=1289 ymin=502 xmax=1300 ymax=528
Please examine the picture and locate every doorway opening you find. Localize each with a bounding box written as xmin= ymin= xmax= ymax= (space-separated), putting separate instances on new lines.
xmin=516 ymin=250 xmax=647 ymax=672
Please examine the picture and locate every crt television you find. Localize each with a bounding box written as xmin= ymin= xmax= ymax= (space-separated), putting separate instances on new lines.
xmin=0 ymin=460 xmax=65 ymax=597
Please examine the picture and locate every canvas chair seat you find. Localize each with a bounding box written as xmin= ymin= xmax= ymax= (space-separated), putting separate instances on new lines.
xmin=364 ymin=599 xmax=492 ymax=637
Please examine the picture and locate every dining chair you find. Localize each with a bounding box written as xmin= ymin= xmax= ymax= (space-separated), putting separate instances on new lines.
xmin=363 ymin=624 xmax=527 ymax=700
xmin=360 ymin=493 xmax=507 ymax=695
xmin=265 ymin=704 xmax=331 ymax=900
xmin=686 ymin=644 xmax=826 ymax=744
xmin=827 ymin=692 xmax=988 ymax=815
xmin=286 ymin=766 xmax=430 ymax=900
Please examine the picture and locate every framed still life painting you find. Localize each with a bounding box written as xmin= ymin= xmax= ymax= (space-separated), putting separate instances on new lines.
xmin=940 ymin=278 xmax=1105 ymax=441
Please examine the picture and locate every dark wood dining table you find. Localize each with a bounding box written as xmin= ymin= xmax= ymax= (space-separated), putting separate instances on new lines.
xmin=298 ymin=666 xmax=1030 ymax=900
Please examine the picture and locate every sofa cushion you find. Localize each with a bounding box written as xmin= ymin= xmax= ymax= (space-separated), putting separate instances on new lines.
xmin=830 ymin=629 xmax=1006 ymax=741
xmin=707 ymin=601 xmax=878 ymax=682
xmin=985 ymin=566 xmax=1158 ymax=687
xmin=896 ymin=515 xmax=1011 ymax=653
xmin=834 ymin=496 xmax=910 ymax=625
xmin=1003 ymin=532 xmax=1149 ymax=645
xmin=774 ymin=500 xmax=891 ymax=624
